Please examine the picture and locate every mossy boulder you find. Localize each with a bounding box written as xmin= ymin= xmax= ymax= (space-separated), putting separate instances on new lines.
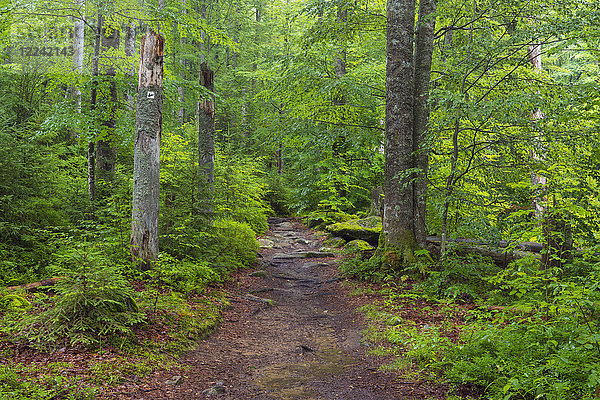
xmin=323 ymin=237 xmax=346 ymax=248
xmin=344 ymin=240 xmax=375 ymax=253
xmin=325 ymin=216 xmax=382 ymax=245
xmin=307 ymin=212 xmax=358 ymax=230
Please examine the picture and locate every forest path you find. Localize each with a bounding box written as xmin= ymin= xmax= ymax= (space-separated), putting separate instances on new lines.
xmin=122 ymin=218 xmax=441 ymax=399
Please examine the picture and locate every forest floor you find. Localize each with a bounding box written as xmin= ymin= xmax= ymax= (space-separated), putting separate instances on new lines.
xmin=104 ymin=218 xmax=453 ymax=400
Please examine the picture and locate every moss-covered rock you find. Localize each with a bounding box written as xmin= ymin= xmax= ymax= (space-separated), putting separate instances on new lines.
xmin=323 ymin=237 xmax=346 ymax=248
xmin=307 ymin=212 xmax=358 ymax=230
xmin=344 ymin=240 xmax=375 ymax=253
xmin=325 ymin=216 xmax=382 ymax=244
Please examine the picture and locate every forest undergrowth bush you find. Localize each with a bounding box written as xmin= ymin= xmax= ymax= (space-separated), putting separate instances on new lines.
xmin=350 ymin=247 xmax=600 ymax=399
xmin=3 ymin=244 xmax=144 ymax=348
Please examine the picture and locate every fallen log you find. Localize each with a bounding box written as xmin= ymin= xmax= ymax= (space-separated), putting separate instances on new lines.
xmin=426 ymin=237 xmax=541 ymax=267
xmin=6 ymin=277 xmax=62 ymax=291
xmin=469 ymin=304 xmax=534 ymax=315
xmin=426 ymin=236 xmax=543 ymax=253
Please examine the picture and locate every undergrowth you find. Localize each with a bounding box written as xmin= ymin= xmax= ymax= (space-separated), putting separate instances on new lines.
xmin=349 ymin=248 xmax=600 ymax=400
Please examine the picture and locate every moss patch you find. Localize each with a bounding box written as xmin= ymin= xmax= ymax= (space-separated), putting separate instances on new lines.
xmin=326 ymin=216 xmax=382 ymax=244
xmin=344 ymin=240 xmax=375 ymax=253
xmin=323 ymin=237 xmax=347 ymax=248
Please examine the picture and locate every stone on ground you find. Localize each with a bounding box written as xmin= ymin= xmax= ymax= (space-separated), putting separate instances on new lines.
xmin=325 ymin=216 xmax=382 ymax=244
xmin=258 ymin=238 xmax=275 ymax=248
xmin=323 ymin=236 xmax=346 ymax=248
xmin=344 ymin=239 xmax=375 ymax=253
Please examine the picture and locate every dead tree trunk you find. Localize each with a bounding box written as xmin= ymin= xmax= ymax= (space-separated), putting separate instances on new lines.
xmin=198 ymin=61 xmax=215 ymax=217
xmin=131 ymin=30 xmax=164 ymax=269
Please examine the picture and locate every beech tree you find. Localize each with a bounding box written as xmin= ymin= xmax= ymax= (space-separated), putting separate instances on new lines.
xmin=381 ymin=0 xmax=436 ymax=265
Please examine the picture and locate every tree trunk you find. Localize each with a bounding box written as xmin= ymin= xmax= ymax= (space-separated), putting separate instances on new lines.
xmin=124 ymin=20 xmax=136 ymax=107
xmin=528 ymin=40 xmax=546 ymax=219
xmin=332 ymin=5 xmax=348 ymax=196
xmin=131 ymin=30 xmax=164 ymax=269
xmin=72 ymin=0 xmax=85 ymax=113
xmin=198 ymin=61 xmax=215 ymax=216
xmin=542 ymin=205 xmax=573 ymax=269
xmin=412 ymin=0 xmax=436 ymax=248
xmin=88 ymin=13 xmax=103 ymax=206
xmin=95 ymin=23 xmax=120 ymax=199
xmin=441 ymin=120 xmax=460 ymax=256
xmin=369 ymin=186 xmax=384 ymax=217
xmin=382 ymin=0 xmax=418 ymax=265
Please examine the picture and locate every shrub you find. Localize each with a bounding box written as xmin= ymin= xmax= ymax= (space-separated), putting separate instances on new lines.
xmin=416 ymin=250 xmax=498 ymax=301
xmin=211 ymin=219 xmax=259 ymax=268
xmin=445 ymin=317 xmax=600 ymax=400
xmin=6 ymin=245 xmax=144 ymax=348
xmin=154 ymin=254 xmax=222 ymax=294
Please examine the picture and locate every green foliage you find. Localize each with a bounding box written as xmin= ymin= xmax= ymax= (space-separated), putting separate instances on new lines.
xmin=153 ymin=254 xmax=223 ymax=294
xmin=340 ymin=255 xmax=390 ymax=282
xmin=0 ymin=363 xmax=97 ymax=400
xmin=306 ymin=211 xmax=358 ymax=230
xmin=212 ymin=219 xmax=259 ymax=268
xmin=360 ymin=298 xmax=454 ymax=380
xmin=264 ymin=173 xmax=292 ymax=216
xmin=0 ymin=293 xmax=31 ymax=312
xmin=445 ymin=316 xmax=600 ymax=400
xmin=137 ymin=290 xmax=227 ymax=352
xmin=6 ymin=245 xmax=144 ymax=348
xmin=417 ymin=251 xmax=498 ymax=301
xmin=215 ymin=151 xmax=272 ymax=234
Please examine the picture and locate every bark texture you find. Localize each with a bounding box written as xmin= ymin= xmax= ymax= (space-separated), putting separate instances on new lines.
xmin=382 ymin=0 xmax=436 ymax=266
xmin=124 ymin=20 xmax=137 ymax=106
xmin=198 ymin=61 xmax=215 ymax=216
xmin=131 ymin=31 xmax=164 ymax=269
xmin=412 ymin=0 xmax=436 ymax=248
xmin=96 ymin=24 xmax=120 ymax=200
xmin=72 ymin=0 xmax=85 ymax=112
xmin=383 ymin=0 xmax=418 ymax=260
xmin=88 ymin=14 xmax=103 ymax=205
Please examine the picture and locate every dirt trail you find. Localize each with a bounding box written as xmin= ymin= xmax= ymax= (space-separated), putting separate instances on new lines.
xmin=120 ymin=218 xmax=441 ymax=399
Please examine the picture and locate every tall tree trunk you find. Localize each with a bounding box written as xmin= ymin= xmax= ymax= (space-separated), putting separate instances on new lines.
xmin=332 ymin=5 xmax=347 ymax=195
xmin=72 ymin=0 xmax=85 ymax=113
xmin=528 ymin=40 xmax=546 ymax=219
xmin=131 ymin=30 xmax=164 ymax=269
xmin=382 ymin=0 xmax=418 ymax=264
xmin=96 ymin=23 xmax=120 ymax=200
xmin=124 ymin=20 xmax=136 ymax=107
xmin=412 ymin=0 xmax=436 ymax=248
xmin=197 ymin=1 xmax=215 ymax=217
xmin=440 ymin=119 xmax=460 ymax=257
xmin=88 ymin=13 xmax=103 ymax=206
xmin=198 ymin=62 xmax=215 ymax=216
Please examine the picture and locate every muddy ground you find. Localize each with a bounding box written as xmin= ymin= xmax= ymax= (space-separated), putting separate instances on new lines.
xmin=108 ymin=218 xmax=447 ymax=399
